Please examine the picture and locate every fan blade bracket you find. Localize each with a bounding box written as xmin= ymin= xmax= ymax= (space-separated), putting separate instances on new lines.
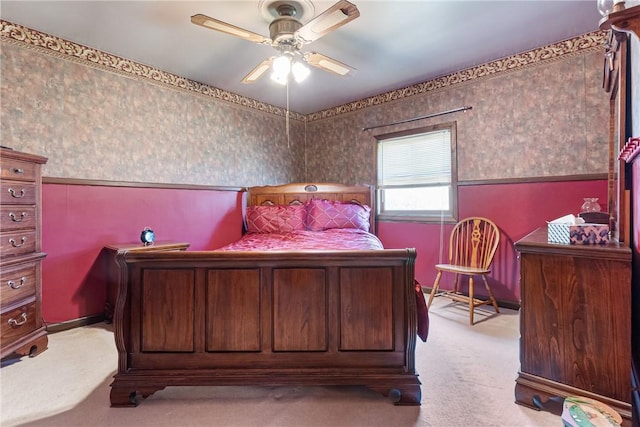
xmin=191 ymin=14 xmax=271 ymax=45
xmin=295 ymin=0 xmax=359 ymax=43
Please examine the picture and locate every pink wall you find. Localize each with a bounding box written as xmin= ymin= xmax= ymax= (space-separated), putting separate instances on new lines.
xmin=41 ymin=184 xmax=244 ymax=324
xmin=41 ymin=179 xmax=606 ymax=324
xmin=378 ymin=179 xmax=607 ymax=302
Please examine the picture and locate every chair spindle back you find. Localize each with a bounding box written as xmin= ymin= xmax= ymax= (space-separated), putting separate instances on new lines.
xmin=449 ymin=217 xmax=500 ymax=270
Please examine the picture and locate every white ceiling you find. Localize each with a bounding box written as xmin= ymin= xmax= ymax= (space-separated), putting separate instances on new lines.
xmin=0 ymin=1 xmax=603 ymax=115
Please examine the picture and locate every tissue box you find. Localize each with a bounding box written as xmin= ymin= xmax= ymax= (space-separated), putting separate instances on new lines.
xmin=548 ymin=222 xmax=609 ymax=245
xmin=548 ymin=222 xmax=571 ymax=244
xmin=547 ymin=214 xmax=609 ymax=245
xmin=569 ymin=223 xmax=609 ymax=245
xmin=547 ymin=214 xmax=575 ymax=244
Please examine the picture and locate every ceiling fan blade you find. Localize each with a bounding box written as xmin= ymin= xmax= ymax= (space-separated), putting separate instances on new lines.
xmin=241 ymin=57 xmax=274 ymax=84
xmin=191 ymin=14 xmax=270 ymax=44
xmin=303 ymin=52 xmax=356 ymax=77
xmin=295 ymin=0 xmax=359 ymax=43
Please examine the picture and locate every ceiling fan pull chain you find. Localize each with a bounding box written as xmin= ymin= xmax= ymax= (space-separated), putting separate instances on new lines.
xmin=286 ymin=79 xmax=290 ymax=149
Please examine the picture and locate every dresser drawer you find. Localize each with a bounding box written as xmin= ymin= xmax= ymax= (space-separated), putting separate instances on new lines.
xmin=0 ymin=149 xmax=47 ymax=360
xmin=0 ymin=230 xmax=36 ymax=258
xmin=1 ymin=301 xmax=37 ymax=344
xmin=0 ymin=157 xmax=37 ymax=181
xmin=0 ymin=205 xmax=36 ymax=231
xmin=1 ymin=263 xmax=37 ymax=306
xmin=0 ymin=180 xmax=37 ymax=205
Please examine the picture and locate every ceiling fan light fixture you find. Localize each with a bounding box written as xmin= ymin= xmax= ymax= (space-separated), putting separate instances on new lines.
xmin=192 ymin=1 xmax=359 ymax=84
xmin=271 ymin=55 xmax=292 ymax=84
xmin=270 ymin=71 xmax=288 ymax=85
xmin=291 ymin=61 xmax=310 ymax=82
xmin=273 ymin=55 xmax=292 ymax=74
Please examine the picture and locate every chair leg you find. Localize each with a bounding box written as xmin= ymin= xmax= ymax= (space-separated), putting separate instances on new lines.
xmin=453 ymin=273 xmax=460 ymax=293
xmin=482 ymin=276 xmax=500 ymax=313
xmin=468 ymin=276 xmax=475 ymax=325
xmin=427 ymin=271 xmax=442 ymax=308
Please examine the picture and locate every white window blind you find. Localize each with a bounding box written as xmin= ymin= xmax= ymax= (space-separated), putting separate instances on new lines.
xmin=378 ymin=129 xmax=451 ymax=187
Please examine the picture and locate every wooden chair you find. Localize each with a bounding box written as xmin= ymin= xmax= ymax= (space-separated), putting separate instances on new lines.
xmin=427 ymin=217 xmax=500 ymax=325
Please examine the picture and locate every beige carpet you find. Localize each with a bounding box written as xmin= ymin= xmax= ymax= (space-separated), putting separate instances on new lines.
xmin=0 ymin=297 xmax=561 ymax=427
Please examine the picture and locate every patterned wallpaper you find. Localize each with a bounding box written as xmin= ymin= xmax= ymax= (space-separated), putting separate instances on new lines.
xmin=0 ymin=20 xmax=607 ymax=186
xmin=0 ymin=22 xmax=306 ymax=187
xmin=306 ymin=36 xmax=609 ymax=184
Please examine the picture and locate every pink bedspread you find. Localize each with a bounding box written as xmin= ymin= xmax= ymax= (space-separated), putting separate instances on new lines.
xmin=217 ymin=228 xmax=384 ymax=251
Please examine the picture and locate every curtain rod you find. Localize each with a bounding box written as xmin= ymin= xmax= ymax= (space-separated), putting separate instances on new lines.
xmin=362 ymin=106 xmax=473 ymax=131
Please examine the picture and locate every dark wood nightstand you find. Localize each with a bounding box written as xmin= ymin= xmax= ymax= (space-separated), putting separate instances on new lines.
xmin=103 ymin=241 xmax=190 ymax=323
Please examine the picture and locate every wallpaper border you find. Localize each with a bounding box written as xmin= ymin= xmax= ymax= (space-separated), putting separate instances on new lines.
xmin=307 ymin=31 xmax=607 ymax=122
xmin=1 ymin=20 xmax=605 ymax=123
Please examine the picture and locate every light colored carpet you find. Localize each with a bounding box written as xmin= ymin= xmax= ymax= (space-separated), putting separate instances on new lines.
xmin=0 ymin=297 xmax=561 ymax=427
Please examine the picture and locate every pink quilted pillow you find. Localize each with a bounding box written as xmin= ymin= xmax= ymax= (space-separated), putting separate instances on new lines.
xmin=306 ymin=199 xmax=371 ymax=232
xmin=246 ymin=205 xmax=306 ymax=234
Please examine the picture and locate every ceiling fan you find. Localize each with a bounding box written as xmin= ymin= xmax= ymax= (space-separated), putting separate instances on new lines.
xmin=191 ymin=0 xmax=360 ymax=84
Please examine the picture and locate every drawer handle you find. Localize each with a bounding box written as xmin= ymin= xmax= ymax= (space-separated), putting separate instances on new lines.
xmin=8 ymin=313 xmax=28 ymax=327
xmin=11 ymin=167 xmax=24 ymax=174
xmin=7 ymin=277 xmax=27 ymax=289
xmin=9 ymin=237 xmax=27 ymax=247
xmin=9 ymin=212 xmax=27 ymax=222
xmin=8 ymin=188 xmax=25 ymax=198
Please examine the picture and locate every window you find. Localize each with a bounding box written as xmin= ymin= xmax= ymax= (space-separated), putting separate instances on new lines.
xmin=376 ymin=122 xmax=457 ymax=222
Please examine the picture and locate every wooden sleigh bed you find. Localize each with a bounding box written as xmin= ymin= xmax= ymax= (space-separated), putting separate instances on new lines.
xmin=109 ymin=183 xmax=426 ymax=407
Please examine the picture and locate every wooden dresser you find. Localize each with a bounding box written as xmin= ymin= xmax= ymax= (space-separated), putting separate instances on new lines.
xmin=514 ymin=226 xmax=632 ymax=424
xmin=0 ymin=148 xmax=48 ymax=360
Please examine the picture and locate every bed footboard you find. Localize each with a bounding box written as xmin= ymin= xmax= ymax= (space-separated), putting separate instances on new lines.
xmin=110 ymin=249 xmax=420 ymax=407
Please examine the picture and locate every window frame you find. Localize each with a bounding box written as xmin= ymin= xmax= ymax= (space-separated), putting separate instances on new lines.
xmin=375 ymin=122 xmax=458 ymax=223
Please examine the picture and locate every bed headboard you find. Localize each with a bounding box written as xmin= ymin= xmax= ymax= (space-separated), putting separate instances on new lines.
xmin=247 ymin=183 xmax=376 ymax=235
